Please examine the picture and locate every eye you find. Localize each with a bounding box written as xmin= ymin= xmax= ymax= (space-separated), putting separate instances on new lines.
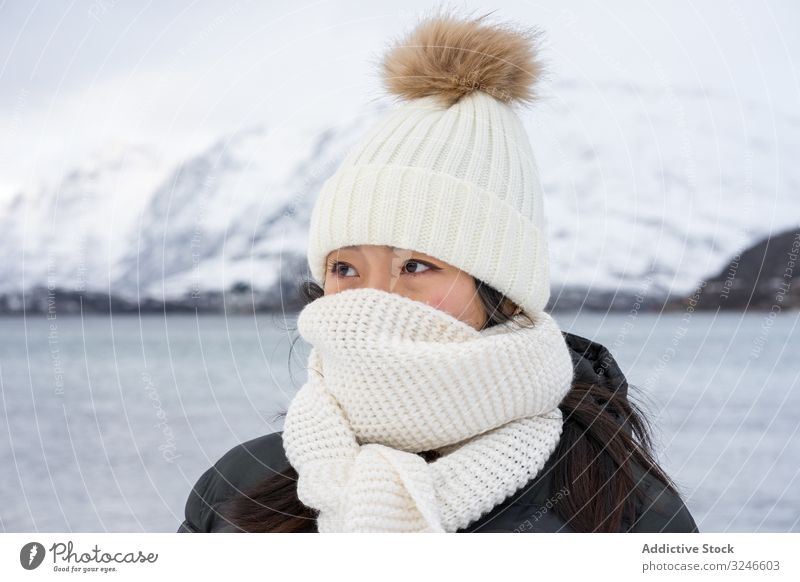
xmin=329 ymin=261 xmax=357 ymax=278
xmin=403 ymin=259 xmax=437 ymax=275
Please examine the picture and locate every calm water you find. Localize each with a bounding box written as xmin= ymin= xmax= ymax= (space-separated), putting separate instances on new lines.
xmin=1 ymin=311 xmax=798 ymax=532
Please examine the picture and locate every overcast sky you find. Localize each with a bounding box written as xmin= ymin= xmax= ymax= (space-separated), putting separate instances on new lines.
xmin=1 ymin=0 xmax=798 ymax=200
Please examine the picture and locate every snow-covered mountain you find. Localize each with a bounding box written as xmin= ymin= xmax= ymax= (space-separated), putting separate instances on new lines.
xmin=1 ymin=80 xmax=797 ymax=310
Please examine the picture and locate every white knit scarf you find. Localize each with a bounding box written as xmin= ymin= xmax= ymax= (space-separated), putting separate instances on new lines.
xmin=282 ymin=287 xmax=574 ymax=532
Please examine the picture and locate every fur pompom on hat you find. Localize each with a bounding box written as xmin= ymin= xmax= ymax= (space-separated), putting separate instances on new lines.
xmin=382 ymin=11 xmax=544 ymax=107
xmin=306 ymin=9 xmax=553 ymax=315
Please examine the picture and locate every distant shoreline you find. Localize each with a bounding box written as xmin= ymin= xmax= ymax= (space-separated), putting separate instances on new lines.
xmin=0 ymin=285 xmax=795 ymax=315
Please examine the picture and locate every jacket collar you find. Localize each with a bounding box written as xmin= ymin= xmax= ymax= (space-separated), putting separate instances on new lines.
xmin=562 ymin=331 xmax=629 ymax=402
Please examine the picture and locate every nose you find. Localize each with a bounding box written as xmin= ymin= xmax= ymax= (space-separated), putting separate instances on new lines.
xmin=361 ymin=270 xmax=395 ymax=293
xmin=361 ymin=255 xmax=404 ymax=293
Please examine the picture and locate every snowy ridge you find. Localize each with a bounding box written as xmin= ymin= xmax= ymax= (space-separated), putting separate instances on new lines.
xmin=0 ymin=80 xmax=796 ymax=308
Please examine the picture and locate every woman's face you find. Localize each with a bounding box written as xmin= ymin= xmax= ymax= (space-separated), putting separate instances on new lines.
xmin=323 ymin=245 xmax=488 ymax=330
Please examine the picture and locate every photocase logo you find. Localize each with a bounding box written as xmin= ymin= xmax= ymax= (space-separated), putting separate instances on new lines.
xmin=20 ymin=542 xmax=46 ymax=570
xmin=16 ymin=540 xmax=158 ymax=574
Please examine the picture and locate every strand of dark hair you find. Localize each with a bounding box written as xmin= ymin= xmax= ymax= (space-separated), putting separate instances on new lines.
xmin=221 ymin=278 xmax=679 ymax=532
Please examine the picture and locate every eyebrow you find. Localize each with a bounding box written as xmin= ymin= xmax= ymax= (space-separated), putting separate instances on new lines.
xmin=335 ymin=246 xmax=422 ymax=260
xmin=339 ymin=245 xmax=406 ymax=251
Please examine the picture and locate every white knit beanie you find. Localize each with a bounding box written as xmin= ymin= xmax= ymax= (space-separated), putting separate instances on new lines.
xmin=307 ymin=11 xmax=551 ymax=315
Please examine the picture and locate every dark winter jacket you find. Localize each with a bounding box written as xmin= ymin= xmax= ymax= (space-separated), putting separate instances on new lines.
xmin=178 ymin=331 xmax=699 ymax=533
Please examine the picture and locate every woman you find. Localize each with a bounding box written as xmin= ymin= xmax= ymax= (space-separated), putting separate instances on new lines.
xmin=178 ymin=11 xmax=699 ymax=533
